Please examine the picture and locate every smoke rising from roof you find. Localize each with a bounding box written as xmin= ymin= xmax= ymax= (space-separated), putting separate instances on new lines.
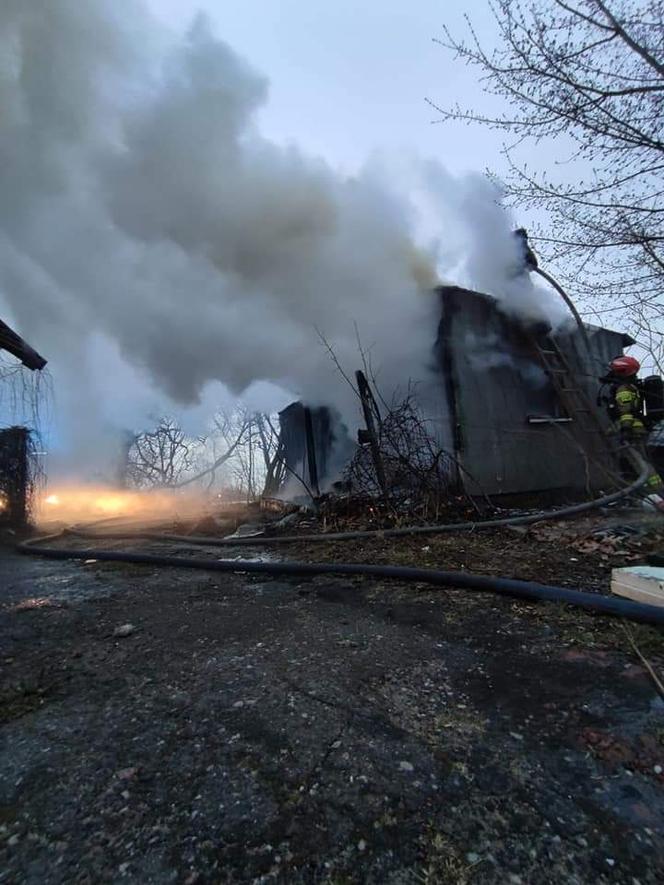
xmin=0 ymin=0 xmax=565 ymax=450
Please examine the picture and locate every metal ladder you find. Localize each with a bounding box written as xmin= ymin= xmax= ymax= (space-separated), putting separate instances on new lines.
xmin=531 ymin=334 xmax=656 ymax=497
xmin=530 ymin=335 xmax=621 ymax=466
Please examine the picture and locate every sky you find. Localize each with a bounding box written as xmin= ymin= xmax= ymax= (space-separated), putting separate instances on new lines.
xmin=145 ymin=0 xmax=510 ymax=181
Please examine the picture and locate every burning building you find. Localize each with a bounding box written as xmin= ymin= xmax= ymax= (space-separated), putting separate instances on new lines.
xmin=279 ymin=285 xmax=632 ymax=501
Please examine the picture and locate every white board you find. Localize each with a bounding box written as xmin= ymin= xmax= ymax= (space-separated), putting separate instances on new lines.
xmin=611 ymin=566 xmax=664 ymax=608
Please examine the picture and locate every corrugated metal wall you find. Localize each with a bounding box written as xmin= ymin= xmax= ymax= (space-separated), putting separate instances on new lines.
xmin=437 ymin=287 xmax=628 ymax=497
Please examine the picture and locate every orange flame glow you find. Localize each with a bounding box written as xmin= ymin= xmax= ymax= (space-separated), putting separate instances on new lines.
xmin=36 ymin=485 xmax=209 ymax=527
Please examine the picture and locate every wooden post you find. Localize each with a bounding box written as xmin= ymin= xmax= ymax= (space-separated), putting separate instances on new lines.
xmin=303 ymin=407 xmax=321 ymax=498
xmin=355 ymin=370 xmax=389 ymax=501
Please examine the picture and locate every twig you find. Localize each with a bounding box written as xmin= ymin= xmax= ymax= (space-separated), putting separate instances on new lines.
xmin=621 ymin=621 xmax=664 ymax=699
xmin=315 ymin=326 xmax=359 ymax=397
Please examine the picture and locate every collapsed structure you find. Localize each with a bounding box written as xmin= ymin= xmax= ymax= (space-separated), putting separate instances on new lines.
xmin=279 ymin=285 xmax=634 ymax=501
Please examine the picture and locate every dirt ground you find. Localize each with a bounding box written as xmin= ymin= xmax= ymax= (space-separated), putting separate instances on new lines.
xmin=2 ymin=516 xmax=664 ymax=883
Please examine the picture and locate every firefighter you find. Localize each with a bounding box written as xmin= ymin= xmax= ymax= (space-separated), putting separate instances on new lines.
xmin=600 ymin=356 xmax=664 ymax=505
xmin=604 ymin=356 xmax=647 ymax=441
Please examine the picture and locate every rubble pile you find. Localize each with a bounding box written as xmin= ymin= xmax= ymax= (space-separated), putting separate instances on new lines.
xmin=313 ymin=491 xmax=486 ymax=534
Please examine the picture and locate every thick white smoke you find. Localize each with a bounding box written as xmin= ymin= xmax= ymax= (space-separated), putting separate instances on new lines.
xmin=0 ymin=0 xmax=566 ymax=462
xmin=0 ymin=2 xmax=439 ymax=423
xmin=413 ymin=161 xmax=572 ymax=326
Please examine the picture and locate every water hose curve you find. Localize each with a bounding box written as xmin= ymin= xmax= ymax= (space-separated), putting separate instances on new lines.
xmin=17 ymin=531 xmax=664 ymax=627
xmin=18 ymin=457 xmax=661 ymax=625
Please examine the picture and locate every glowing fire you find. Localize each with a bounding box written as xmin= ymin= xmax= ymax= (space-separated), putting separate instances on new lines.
xmin=36 ymin=485 xmax=208 ymax=526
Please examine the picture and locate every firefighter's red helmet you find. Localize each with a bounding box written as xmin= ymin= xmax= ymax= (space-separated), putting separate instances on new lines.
xmin=609 ymin=355 xmax=641 ymax=377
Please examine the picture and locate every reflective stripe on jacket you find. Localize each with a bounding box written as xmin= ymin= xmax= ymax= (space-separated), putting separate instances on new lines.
xmin=614 ymin=384 xmax=645 ymax=433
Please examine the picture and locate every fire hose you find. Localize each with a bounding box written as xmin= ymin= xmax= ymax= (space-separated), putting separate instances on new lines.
xmin=533 ymin=266 xmax=592 ymax=355
xmin=17 ymin=457 xmax=664 ymax=626
xmin=14 ymin=533 xmax=664 ymax=625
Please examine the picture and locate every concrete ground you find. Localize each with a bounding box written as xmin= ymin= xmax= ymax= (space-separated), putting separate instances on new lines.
xmin=1 ymin=528 xmax=664 ymax=883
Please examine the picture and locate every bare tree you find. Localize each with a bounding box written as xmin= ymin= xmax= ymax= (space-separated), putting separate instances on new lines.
xmin=633 ymin=308 xmax=664 ymax=375
xmin=254 ymin=413 xmax=287 ymax=496
xmin=172 ymin=406 xmax=285 ymax=498
xmin=432 ymin=0 xmax=663 ymax=360
xmin=0 ymin=355 xmax=51 ymax=432
xmin=229 ymin=415 xmax=257 ymax=501
xmin=175 ymin=408 xmax=252 ymax=490
xmin=125 ymin=406 xmax=286 ymax=498
xmin=126 ymin=417 xmax=196 ymax=488
xmin=226 ymin=411 xmax=287 ymax=500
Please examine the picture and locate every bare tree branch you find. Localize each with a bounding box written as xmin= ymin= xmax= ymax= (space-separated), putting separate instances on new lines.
xmin=433 ymin=0 xmax=664 ymax=369
xmin=126 ymin=417 xmax=195 ymax=488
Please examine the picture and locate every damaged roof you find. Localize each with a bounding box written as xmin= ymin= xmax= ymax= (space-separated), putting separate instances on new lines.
xmin=0 ymin=318 xmax=47 ymax=370
xmin=434 ymin=284 xmax=636 ymax=347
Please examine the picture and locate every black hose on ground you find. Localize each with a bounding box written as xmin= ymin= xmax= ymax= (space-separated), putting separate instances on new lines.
xmin=19 ymin=456 xmax=661 ymax=625
xmin=64 ymin=455 xmax=653 ymax=549
xmin=17 ymin=533 xmax=664 ymax=626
